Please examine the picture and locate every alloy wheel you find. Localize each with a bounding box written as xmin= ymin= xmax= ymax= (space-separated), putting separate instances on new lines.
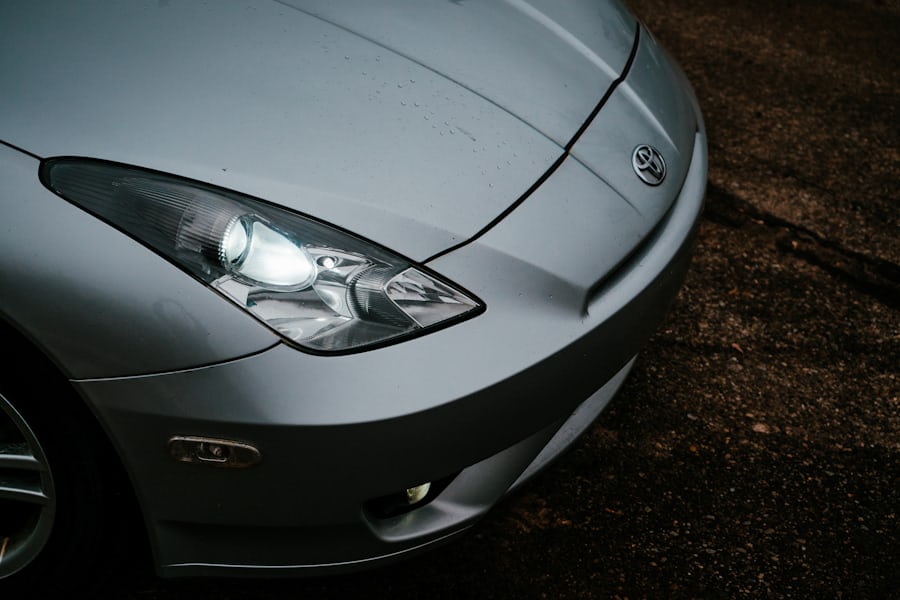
xmin=0 ymin=392 xmax=56 ymax=579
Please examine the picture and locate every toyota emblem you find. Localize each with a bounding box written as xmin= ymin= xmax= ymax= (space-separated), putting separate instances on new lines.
xmin=632 ymin=145 xmax=666 ymax=186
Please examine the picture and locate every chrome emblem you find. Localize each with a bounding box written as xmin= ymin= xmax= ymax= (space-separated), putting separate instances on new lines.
xmin=632 ymin=145 xmax=666 ymax=186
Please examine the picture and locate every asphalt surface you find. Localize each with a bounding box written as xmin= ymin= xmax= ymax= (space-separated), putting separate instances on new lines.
xmin=96 ymin=0 xmax=898 ymax=597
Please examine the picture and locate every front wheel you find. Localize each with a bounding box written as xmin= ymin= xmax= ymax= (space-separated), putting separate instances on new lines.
xmin=0 ymin=392 xmax=57 ymax=579
xmin=0 ymin=368 xmax=132 ymax=596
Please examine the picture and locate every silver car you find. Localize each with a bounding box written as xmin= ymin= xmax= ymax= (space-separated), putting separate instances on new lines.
xmin=0 ymin=0 xmax=705 ymax=590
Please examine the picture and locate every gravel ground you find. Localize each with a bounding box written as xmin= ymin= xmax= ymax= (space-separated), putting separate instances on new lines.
xmin=94 ymin=0 xmax=899 ymax=597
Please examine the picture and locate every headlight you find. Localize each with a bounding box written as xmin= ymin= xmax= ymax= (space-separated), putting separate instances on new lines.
xmin=41 ymin=158 xmax=482 ymax=352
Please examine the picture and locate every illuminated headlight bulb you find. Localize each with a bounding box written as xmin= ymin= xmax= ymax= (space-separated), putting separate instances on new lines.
xmin=220 ymin=216 xmax=317 ymax=290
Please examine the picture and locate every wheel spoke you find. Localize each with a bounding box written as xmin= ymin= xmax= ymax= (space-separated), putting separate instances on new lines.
xmin=0 ymin=484 xmax=50 ymax=505
xmin=0 ymin=452 xmax=43 ymax=471
xmin=0 ymin=447 xmax=51 ymax=505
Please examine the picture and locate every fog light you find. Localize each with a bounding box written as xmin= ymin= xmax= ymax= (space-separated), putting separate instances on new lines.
xmin=364 ymin=473 xmax=458 ymax=519
xmin=405 ymin=483 xmax=431 ymax=505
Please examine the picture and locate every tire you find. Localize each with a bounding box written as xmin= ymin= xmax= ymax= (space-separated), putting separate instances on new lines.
xmin=0 ymin=360 xmax=132 ymax=597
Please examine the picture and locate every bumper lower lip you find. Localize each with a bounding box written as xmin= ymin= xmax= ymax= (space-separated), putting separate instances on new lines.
xmin=74 ymin=133 xmax=705 ymax=577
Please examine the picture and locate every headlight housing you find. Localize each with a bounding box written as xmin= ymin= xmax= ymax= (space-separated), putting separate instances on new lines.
xmin=41 ymin=158 xmax=482 ymax=352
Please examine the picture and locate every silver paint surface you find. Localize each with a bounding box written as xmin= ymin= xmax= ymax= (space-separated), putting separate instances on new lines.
xmin=2 ymin=0 xmax=634 ymax=261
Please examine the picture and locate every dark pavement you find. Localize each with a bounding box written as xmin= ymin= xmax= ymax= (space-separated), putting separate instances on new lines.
xmin=101 ymin=0 xmax=899 ymax=597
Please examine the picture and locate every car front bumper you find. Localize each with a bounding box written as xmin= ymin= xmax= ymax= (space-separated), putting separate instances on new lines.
xmin=75 ymin=126 xmax=706 ymax=577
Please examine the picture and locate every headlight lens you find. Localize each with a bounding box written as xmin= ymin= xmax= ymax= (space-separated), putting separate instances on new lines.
xmin=41 ymin=158 xmax=481 ymax=352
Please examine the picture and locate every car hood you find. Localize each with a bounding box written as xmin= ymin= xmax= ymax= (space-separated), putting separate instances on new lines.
xmin=0 ymin=0 xmax=635 ymax=260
